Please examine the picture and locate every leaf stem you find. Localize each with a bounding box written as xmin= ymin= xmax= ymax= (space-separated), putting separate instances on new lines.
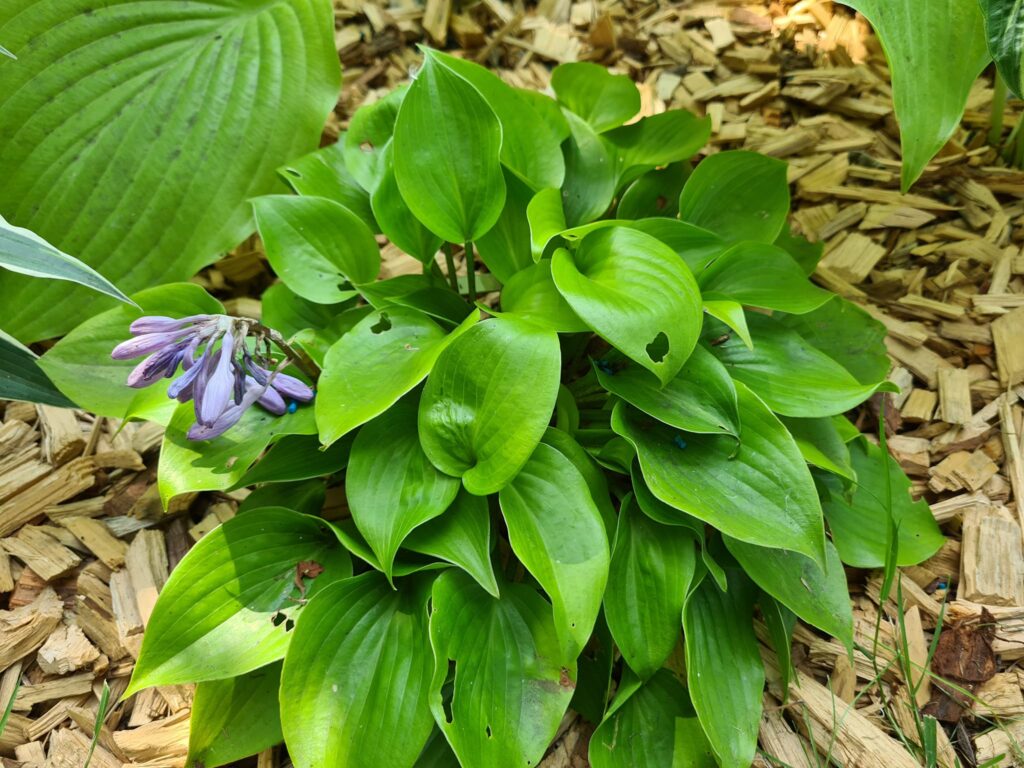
xmin=464 ymin=241 xmax=476 ymax=303
xmin=262 ymin=326 xmax=321 ymax=383
xmin=989 ymin=71 xmax=1007 ymax=146
xmin=443 ymin=243 xmax=459 ymax=293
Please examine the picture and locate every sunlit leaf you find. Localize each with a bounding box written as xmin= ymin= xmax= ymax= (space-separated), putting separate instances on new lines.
xmin=278 ymin=142 xmax=377 ymax=233
xmin=551 ymin=62 xmax=640 ymax=132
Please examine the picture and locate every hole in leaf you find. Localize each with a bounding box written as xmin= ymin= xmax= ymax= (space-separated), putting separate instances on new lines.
xmin=285 ymin=618 xmax=295 ymax=632
xmin=271 ymin=612 xmax=287 ymax=627
xmin=441 ymin=660 xmax=456 ymax=723
xmin=360 ymin=140 xmax=374 ymax=153
xmin=284 ymin=168 xmax=301 ymax=178
xmin=485 ymin=725 xmax=492 ymax=738
xmin=646 ymin=332 xmax=670 ymax=363
xmin=371 ymin=312 xmax=392 ymax=334
xmin=655 ymin=195 xmax=667 ymax=210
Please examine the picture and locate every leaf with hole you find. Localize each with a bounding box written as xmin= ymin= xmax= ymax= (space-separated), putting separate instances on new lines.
xmin=344 ymin=86 xmax=407 ymax=192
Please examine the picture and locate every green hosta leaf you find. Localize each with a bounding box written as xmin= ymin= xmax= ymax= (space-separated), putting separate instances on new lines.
xmin=778 ymin=296 xmax=891 ymax=386
xmin=519 ymin=88 xmax=572 ymax=142
xmin=252 ymin=196 xmax=381 ymax=303
xmin=428 ymin=571 xmax=575 ymax=768
xmin=683 ymin=569 xmax=764 ymax=768
xmin=260 ymin=283 xmax=351 ymax=341
xmin=541 ymin=427 xmax=618 ymax=533
xmin=316 ymin=308 xmax=479 ymax=446
xmin=0 ymin=215 xmax=132 ymax=305
xmin=498 ymin=442 xmax=610 ymax=656
xmin=604 ymin=497 xmax=695 ymax=679
xmin=0 ymin=0 xmax=338 ymax=342
xmin=475 ymin=171 xmax=535 ymax=283
xmin=38 ymin=283 xmax=222 ymax=423
xmin=596 ymin=344 xmax=741 ymax=438
xmin=419 ymin=315 xmax=561 ymax=495
xmin=613 ymin=383 xmax=827 ymax=566
xmin=235 ymin=434 xmax=353 ymax=487
xmin=551 ymin=62 xmax=640 ymax=132
xmin=775 ymin=223 xmax=823 ymax=275
xmin=679 ymin=151 xmax=789 ymax=244
xmin=709 ymin=313 xmax=886 ymax=417
xmin=371 ymin=143 xmax=444 ymax=265
xmin=589 ymin=670 xmax=715 ymax=768
xmin=348 ymin=397 xmax=461 ymax=580
xmin=724 ymin=536 xmax=853 ymax=651
xmin=291 ymin=309 xmax=372 ymax=368
xmin=630 ymin=218 xmax=727 ymax=274
xmin=501 ymin=260 xmax=588 ymax=333
xmin=279 ymin=142 xmax=377 ymax=233
xmin=282 ymin=573 xmax=435 ymax=768
xmin=981 ymin=0 xmax=1024 ymax=97
xmin=604 ymin=111 xmax=711 ymax=184
xmin=527 ymin=187 xmax=567 ymax=262
xmin=158 ymin=401 xmax=317 ymax=507
xmin=393 ymin=49 xmax=505 ymax=243
xmin=330 ymin=519 xmax=447 ymax=578
xmin=0 ymin=333 xmax=75 ymax=407
xmin=126 ymin=508 xmax=351 ymax=694
xmin=823 ymin=439 xmax=944 ymax=567
xmin=435 ymin=52 xmax=565 ymax=191
xmin=698 ymin=242 xmax=831 ymax=314
xmin=760 ymin=596 xmax=797 ymax=701
xmin=187 ymin=663 xmax=283 ymax=768
xmin=239 ymin=479 xmax=326 ymax=517
xmin=404 ymin=489 xmax=498 ymax=598
xmin=616 ymin=164 xmax=687 ymax=220
xmin=345 ymin=86 xmax=406 ymax=192
xmin=415 ymin=730 xmax=461 ymax=768
xmin=780 ymin=415 xmax=855 ymax=481
xmin=839 ymin=0 xmax=989 ymax=190
xmin=359 ymin=275 xmax=472 ymax=327
xmin=561 ymin=111 xmax=617 ymax=226
xmin=702 ymin=300 xmax=752 ymax=349
xmin=551 ymin=226 xmax=703 ymax=385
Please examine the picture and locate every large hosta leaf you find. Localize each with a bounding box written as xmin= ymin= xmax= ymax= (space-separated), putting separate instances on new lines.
xmin=981 ymin=0 xmax=1024 ymax=97
xmin=613 ymin=383 xmax=826 ymax=566
xmin=0 ymin=0 xmax=339 ymax=342
xmin=839 ymin=0 xmax=989 ymax=190
xmin=551 ymin=226 xmax=702 ymax=385
xmin=498 ymin=443 xmax=610 ymax=656
xmin=282 ymin=573 xmax=435 ymax=768
xmin=126 ymin=508 xmax=351 ymax=694
xmin=428 ymin=571 xmax=575 ymax=768
xmin=419 ymin=315 xmax=561 ymax=495
xmin=347 ymin=397 xmax=461 ymax=580
xmin=604 ymin=497 xmax=696 ymax=679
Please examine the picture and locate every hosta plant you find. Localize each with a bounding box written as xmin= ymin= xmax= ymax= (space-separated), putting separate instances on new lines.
xmin=85 ymin=51 xmax=946 ymax=768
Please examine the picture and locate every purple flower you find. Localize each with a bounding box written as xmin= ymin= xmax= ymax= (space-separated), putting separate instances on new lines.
xmin=111 ymin=330 xmax=185 ymax=361
xmin=195 ymin=330 xmax=234 ymax=427
xmin=187 ymin=380 xmax=267 ymax=441
xmin=247 ymin=360 xmax=315 ymax=402
xmin=128 ymin=314 xmax=210 ymax=335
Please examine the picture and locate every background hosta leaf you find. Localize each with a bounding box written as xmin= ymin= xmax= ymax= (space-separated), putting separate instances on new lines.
xmin=527 ymin=187 xmax=567 ymax=262
xmin=589 ymin=670 xmax=715 ymax=768
xmin=678 ymin=151 xmax=789 ymax=244
xmin=252 ymin=196 xmax=381 ymax=303
xmin=560 ymin=111 xmax=617 ymax=226
xmin=613 ymin=383 xmax=826 ymax=566
xmin=604 ymin=497 xmax=695 ymax=679
xmin=616 ymin=163 xmax=686 ymax=220
xmin=187 ymin=663 xmax=283 ymax=768
xmin=823 ymin=439 xmax=945 ymax=567
xmin=404 ymin=490 xmax=498 ymax=598
xmin=317 ymin=308 xmax=478 ymax=446
xmin=371 ymin=144 xmax=444 ymax=265
xmin=761 ymin=596 xmax=797 ymax=701
xmin=541 ymin=428 xmax=618 ymax=533
xmin=551 ymin=62 xmax=640 ymax=132
xmin=702 ymin=300 xmax=752 ymax=349
xmin=724 ymin=536 xmax=853 ymax=650
xmin=839 ymin=0 xmax=989 ymax=189
xmin=236 ymin=434 xmax=353 ymax=487
xmin=498 ymin=443 xmax=610 ymax=656
xmin=39 ymin=283 xmax=223 ymax=423
xmin=158 ymin=401 xmax=317 ymax=507
xmin=429 ymin=571 xmax=575 ymax=768
xmin=501 ymin=260 xmax=588 ymax=333
xmin=347 ymin=397 xmax=461 ymax=580
xmin=781 ymin=415 xmax=855 ymax=481
xmin=475 ymin=173 xmax=535 ymax=282
xmin=344 ymin=86 xmax=406 ymax=192
xmin=981 ymin=0 xmax=1024 ymax=97
xmin=683 ymin=569 xmax=764 ymax=768
xmin=279 ymin=142 xmax=377 ymax=233
xmin=0 ymin=333 xmax=75 ymax=407
xmin=630 ymin=218 xmax=726 ymax=273
xmin=596 ymin=344 xmax=741 ymax=438
xmin=127 ymin=508 xmax=351 ymax=693
xmin=0 ymin=0 xmax=338 ymax=342
xmin=260 ymin=283 xmax=354 ymax=341
xmin=282 ymin=573 xmax=435 ymax=768
xmin=551 ymin=227 xmax=703 ymax=385
xmin=698 ymin=241 xmax=831 ymax=314
xmin=709 ymin=313 xmax=886 ymax=417
xmin=0 ymin=215 xmax=132 ymax=305
xmin=603 ymin=111 xmax=711 ymax=184
xmin=419 ymin=316 xmax=561 ymax=495
xmin=393 ymin=49 xmax=505 ymax=243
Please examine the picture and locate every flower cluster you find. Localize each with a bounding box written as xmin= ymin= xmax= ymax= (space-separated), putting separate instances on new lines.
xmin=112 ymin=314 xmax=314 ymax=440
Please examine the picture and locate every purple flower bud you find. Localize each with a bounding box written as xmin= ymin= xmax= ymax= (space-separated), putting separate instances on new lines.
xmin=258 ymin=382 xmax=287 ymax=415
xmin=187 ymin=380 xmax=265 ymax=441
xmin=128 ymin=314 xmax=209 ymax=335
xmin=167 ymin=350 xmax=204 ymax=400
xmin=111 ymin=330 xmax=183 ymax=361
xmin=126 ymin=343 xmax=186 ymax=388
xmin=194 ymin=331 xmax=235 ymax=427
xmin=269 ymin=371 xmax=315 ymax=402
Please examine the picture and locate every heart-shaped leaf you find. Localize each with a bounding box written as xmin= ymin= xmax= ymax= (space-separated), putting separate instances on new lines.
xmin=604 ymin=496 xmax=696 ymax=679
xmin=252 ymin=195 xmax=381 ymax=303
xmin=419 ymin=315 xmax=561 ymax=495
xmin=187 ymin=663 xmax=283 ymax=768
xmin=0 ymin=0 xmax=338 ymax=342
xmin=316 ymin=307 xmax=478 ymax=446
xmin=613 ymin=383 xmax=826 ymax=567
xmin=428 ymin=571 xmax=575 ymax=768
xmin=279 ymin=142 xmax=377 ymax=233
xmin=348 ymin=396 xmax=461 ymax=580
xmin=126 ymin=508 xmax=351 ymax=694
xmin=560 ymin=111 xmax=617 ymax=226
xmin=498 ymin=442 xmax=610 ymax=656
xmin=679 ymin=151 xmax=789 ymax=244
xmin=551 ymin=226 xmax=703 ymax=385
xmin=282 ymin=573 xmax=435 ymax=768
xmin=393 ymin=49 xmax=505 ymax=243
xmin=551 ymin=62 xmax=640 ymax=133
xmin=344 ymin=86 xmax=407 ymax=192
